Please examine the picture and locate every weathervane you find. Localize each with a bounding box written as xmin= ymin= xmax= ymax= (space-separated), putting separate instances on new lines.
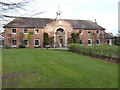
xmin=56 ymin=5 xmax=62 ymax=20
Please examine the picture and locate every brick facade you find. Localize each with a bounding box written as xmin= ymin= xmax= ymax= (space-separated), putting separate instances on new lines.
xmin=3 ymin=18 xmax=105 ymax=48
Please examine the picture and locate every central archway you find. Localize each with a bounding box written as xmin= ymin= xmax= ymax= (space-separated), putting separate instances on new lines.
xmin=54 ymin=27 xmax=67 ymax=47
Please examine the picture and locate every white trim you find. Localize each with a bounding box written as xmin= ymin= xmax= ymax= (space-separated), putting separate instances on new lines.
xmin=54 ymin=27 xmax=67 ymax=47
xmin=11 ymin=39 xmax=17 ymax=47
xmin=79 ymin=30 xmax=83 ymax=35
xmin=48 ymin=27 xmax=52 ymax=31
xmin=88 ymin=39 xmax=92 ymax=45
xmin=68 ymin=28 xmax=72 ymax=32
xmin=34 ymin=39 xmax=40 ymax=46
xmin=96 ymin=39 xmax=100 ymax=44
xmin=11 ymin=29 xmax=17 ymax=34
xmin=23 ymin=39 xmax=29 ymax=46
xmin=109 ymin=39 xmax=112 ymax=45
xmin=34 ymin=29 xmax=39 ymax=34
xmin=88 ymin=31 xmax=93 ymax=35
xmin=80 ymin=39 xmax=83 ymax=45
xmin=0 ymin=39 xmax=4 ymax=47
xmin=23 ymin=29 xmax=28 ymax=34
xmin=96 ymin=30 xmax=100 ymax=35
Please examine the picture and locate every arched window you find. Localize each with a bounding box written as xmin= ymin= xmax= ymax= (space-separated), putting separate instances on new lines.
xmin=56 ymin=28 xmax=65 ymax=34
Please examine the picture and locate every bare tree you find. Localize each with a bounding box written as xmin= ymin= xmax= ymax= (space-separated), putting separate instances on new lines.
xmin=0 ymin=0 xmax=31 ymax=20
xmin=0 ymin=0 xmax=45 ymax=32
xmin=0 ymin=0 xmax=31 ymax=32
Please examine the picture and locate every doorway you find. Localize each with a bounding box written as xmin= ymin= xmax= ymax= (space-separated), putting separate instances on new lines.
xmin=55 ymin=28 xmax=65 ymax=47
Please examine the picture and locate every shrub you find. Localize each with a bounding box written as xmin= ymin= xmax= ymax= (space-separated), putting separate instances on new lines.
xmin=2 ymin=46 xmax=10 ymax=49
xmin=34 ymin=46 xmax=41 ymax=48
xmin=19 ymin=43 xmax=26 ymax=48
xmin=43 ymin=33 xmax=49 ymax=47
xmin=68 ymin=43 xmax=120 ymax=61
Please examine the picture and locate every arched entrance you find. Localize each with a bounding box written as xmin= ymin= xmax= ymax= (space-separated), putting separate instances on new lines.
xmin=54 ymin=28 xmax=66 ymax=47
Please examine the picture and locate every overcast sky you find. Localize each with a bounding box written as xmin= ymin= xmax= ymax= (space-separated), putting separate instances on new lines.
xmin=1 ymin=0 xmax=119 ymax=35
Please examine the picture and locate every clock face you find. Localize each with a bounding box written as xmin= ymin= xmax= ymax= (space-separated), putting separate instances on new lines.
xmin=59 ymin=21 xmax=62 ymax=24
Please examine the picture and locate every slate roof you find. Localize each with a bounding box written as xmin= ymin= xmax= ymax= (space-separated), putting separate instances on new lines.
xmin=65 ymin=19 xmax=105 ymax=30
xmin=105 ymin=32 xmax=114 ymax=39
xmin=3 ymin=17 xmax=105 ymax=30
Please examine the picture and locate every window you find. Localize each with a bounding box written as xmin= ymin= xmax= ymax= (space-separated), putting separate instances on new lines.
xmin=12 ymin=29 xmax=16 ymax=34
xmin=12 ymin=40 xmax=17 ymax=47
xmin=0 ymin=40 xmax=4 ymax=46
xmin=24 ymin=29 xmax=28 ymax=34
xmin=88 ymin=31 xmax=92 ymax=34
xmin=88 ymin=39 xmax=92 ymax=45
xmin=35 ymin=39 xmax=40 ymax=46
xmin=80 ymin=39 xmax=83 ymax=44
xmin=48 ymin=28 xmax=52 ymax=31
xmin=96 ymin=30 xmax=100 ymax=35
xmin=56 ymin=28 xmax=65 ymax=34
xmin=35 ymin=29 xmax=39 ymax=34
xmin=79 ymin=30 xmax=83 ymax=34
xmin=68 ymin=28 xmax=72 ymax=32
xmin=96 ymin=39 xmax=100 ymax=44
xmin=24 ymin=39 xmax=28 ymax=45
xmin=107 ymin=40 xmax=109 ymax=44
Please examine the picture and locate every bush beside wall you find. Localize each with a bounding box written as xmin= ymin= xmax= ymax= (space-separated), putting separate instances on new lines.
xmin=68 ymin=43 xmax=120 ymax=61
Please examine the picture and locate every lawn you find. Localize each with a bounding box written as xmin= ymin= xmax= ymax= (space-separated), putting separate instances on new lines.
xmin=2 ymin=49 xmax=118 ymax=88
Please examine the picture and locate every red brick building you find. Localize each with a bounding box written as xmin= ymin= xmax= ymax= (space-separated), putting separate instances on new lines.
xmin=105 ymin=32 xmax=114 ymax=45
xmin=3 ymin=10 xmax=105 ymax=48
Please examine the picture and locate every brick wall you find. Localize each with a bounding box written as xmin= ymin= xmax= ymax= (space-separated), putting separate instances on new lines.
xmin=4 ymin=19 xmax=105 ymax=48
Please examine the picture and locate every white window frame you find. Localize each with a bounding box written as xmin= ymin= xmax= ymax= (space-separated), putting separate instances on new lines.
xmin=79 ymin=30 xmax=83 ymax=35
xmin=24 ymin=29 xmax=28 ymax=34
xmin=11 ymin=39 xmax=17 ymax=47
xmin=11 ymin=29 xmax=16 ymax=34
xmin=96 ymin=39 xmax=100 ymax=44
xmin=96 ymin=30 xmax=100 ymax=35
xmin=88 ymin=39 xmax=92 ymax=45
xmin=34 ymin=39 xmax=40 ymax=46
xmin=80 ymin=39 xmax=83 ymax=45
xmin=48 ymin=28 xmax=52 ymax=31
xmin=68 ymin=28 xmax=72 ymax=32
xmin=88 ymin=31 xmax=93 ymax=35
xmin=23 ymin=39 xmax=29 ymax=46
xmin=34 ymin=29 xmax=39 ymax=34
xmin=0 ymin=39 xmax=4 ymax=47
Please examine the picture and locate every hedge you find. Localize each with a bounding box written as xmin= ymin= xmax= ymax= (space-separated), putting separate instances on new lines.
xmin=68 ymin=43 xmax=120 ymax=61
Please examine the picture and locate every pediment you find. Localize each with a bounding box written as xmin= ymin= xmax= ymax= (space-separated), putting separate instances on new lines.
xmin=46 ymin=19 xmax=72 ymax=27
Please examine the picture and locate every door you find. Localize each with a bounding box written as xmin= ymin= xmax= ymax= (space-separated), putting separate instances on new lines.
xmin=60 ymin=39 xmax=63 ymax=47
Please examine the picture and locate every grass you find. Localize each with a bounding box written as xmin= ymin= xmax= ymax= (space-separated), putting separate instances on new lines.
xmin=2 ymin=49 xmax=118 ymax=88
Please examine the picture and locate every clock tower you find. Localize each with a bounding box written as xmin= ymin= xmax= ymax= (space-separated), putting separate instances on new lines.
xmin=56 ymin=5 xmax=62 ymax=20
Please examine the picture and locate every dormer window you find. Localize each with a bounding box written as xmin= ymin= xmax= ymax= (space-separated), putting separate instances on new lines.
xmin=12 ymin=29 xmax=16 ymax=34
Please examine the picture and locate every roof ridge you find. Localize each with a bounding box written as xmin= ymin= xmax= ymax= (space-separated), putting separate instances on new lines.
xmin=3 ymin=17 xmax=105 ymax=30
xmin=64 ymin=19 xmax=91 ymax=21
xmin=15 ymin=17 xmax=92 ymax=21
xmin=16 ymin=17 xmax=54 ymax=20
